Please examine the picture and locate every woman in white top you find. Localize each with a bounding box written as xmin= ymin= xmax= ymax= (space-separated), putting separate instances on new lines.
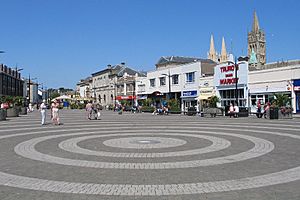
xmin=228 ymin=103 xmax=234 ymax=118
xmin=233 ymin=104 xmax=239 ymax=118
xmin=51 ymin=100 xmax=60 ymax=125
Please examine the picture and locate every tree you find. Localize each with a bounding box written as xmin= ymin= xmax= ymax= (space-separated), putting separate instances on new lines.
xmin=50 ymin=92 xmax=60 ymax=100
xmin=273 ymin=93 xmax=290 ymax=107
xmin=208 ymin=96 xmax=220 ymax=108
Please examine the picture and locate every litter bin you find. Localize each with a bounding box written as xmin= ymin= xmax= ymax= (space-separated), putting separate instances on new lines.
xmin=187 ymin=107 xmax=197 ymax=116
xmin=269 ymin=107 xmax=279 ymax=119
xmin=239 ymin=107 xmax=249 ymax=117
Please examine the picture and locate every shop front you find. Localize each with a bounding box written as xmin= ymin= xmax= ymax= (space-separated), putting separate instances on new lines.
xmin=116 ymin=95 xmax=136 ymax=106
xmin=181 ymin=90 xmax=198 ymax=113
xmin=198 ymin=87 xmax=215 ymax=111
xmin=294 ymin=79 xmax=300 ymax=113
xmin=214 ymin=60 xmax=249 ymax=109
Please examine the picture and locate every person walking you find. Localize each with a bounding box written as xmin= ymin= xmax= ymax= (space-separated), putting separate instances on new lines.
xmin=40 ymin=100 xmax=47 ymax=125
xmin=85 ymin=101 xmax=93 ymax=120
xmin=233 ymin=103 xmax=239 ymax=118
xmin=256 ymin=100 xmax=262 ymax=118
xmin=51 ymin=100 xmax=60 ymax=125
xmin=228 ymin=103 xmax=234 ymax=118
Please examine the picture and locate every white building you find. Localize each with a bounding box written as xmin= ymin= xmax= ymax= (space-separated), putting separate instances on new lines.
xmin=213 ymin=58 xmax=300 ymax=114
xmin=137 ymin=58 xmax=216 ymax=112
xmin=248 ymin=61 xmax=300 ymax=113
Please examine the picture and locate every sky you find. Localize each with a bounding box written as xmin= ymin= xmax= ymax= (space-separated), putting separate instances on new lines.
xmin=0 ymin=0 xmax=299 ymax=89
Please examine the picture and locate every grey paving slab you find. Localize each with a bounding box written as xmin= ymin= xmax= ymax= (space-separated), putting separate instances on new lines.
xmin=0 ymin=110 xmax=300 ymax=199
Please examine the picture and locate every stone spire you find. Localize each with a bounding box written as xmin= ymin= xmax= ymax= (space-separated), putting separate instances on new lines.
xmin=248 ymin=11 xmax=266 ymax=69
xmin=252 ymin=11 xmax=260 ymax=33
xmin=220 ymin=37 xmax=227 ymax=63
xmin=208 ymin=34 xmax=217 ymax=62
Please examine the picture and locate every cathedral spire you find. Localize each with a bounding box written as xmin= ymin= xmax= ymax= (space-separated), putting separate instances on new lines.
xmin=220 ymin=37 xmax=227 ymax=62
xmin=252 ymin=11 xmax=260 ymax=33
xmin=208 ymin=34 xmax=217 ymax=62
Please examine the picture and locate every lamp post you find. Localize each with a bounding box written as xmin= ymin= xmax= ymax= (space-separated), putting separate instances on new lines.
xmin=162 ymin=70 xmax=171 ymax=101
xmin=28 ymin=74 xmax=37 ymax=104
xmin=228 ymin=56 xmax=249 ymax=107
xmin=14 ymin=68 xmax=23 ymax=96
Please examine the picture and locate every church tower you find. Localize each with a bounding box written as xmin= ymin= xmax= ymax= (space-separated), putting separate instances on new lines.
xmin=220 ymin=37 xmax=228 ymax=63
xmin=207 ymin=34 xmax=217 ymax=62
xmin=248 ymin=11 xmax=266 ymax=68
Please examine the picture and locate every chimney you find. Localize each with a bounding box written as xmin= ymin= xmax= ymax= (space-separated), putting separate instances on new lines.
xmin=107 ymin=64 xmax=112 ymax=69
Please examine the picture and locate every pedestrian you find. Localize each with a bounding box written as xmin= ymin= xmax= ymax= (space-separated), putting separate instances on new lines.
xmin=85 ymin=101 xmax=93 ymax=120
xmin=95 ymin=103 xmax=101 ymax=119
xmin=263 ymin=102 xmax=271 ymax=118
xmin=256 ymin=100 xmax=262 ymax=118
xmin=233 ymin=103 xmax=239 ymax=118
xmin=51 ymin=100 xmax=60 ymax=125
xmin=228 ymin=103 xmax=234 ymax=118
xmin=40 ymin=99 xmax=47 ymax=125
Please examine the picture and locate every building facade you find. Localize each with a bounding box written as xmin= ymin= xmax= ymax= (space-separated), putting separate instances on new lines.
xmin=137 ymin=58 xmax=216 ymax=112
xmin=92 ymin=63 xmax=144 ymax=107
xmin=76 ymin=77 xmax=92 ymax=99
xmin=0 ymin=64 xmax=24 ymax=97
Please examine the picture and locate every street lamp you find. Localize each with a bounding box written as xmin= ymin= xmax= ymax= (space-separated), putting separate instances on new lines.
xmin=228 ymin=56 xmax=249 ymax=106
xmin=28 ymin=74 xmax=37 ymax=104
xmin=15 ymin=68 xmax=23 ymax=96
xmin=162 ymin=70 xmax=171 ymax=100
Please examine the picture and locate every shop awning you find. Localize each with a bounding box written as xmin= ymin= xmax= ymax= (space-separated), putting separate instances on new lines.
xmin=116 ymin=96 xmax=136 ymax=100
xmin=198 ymin=88 xmax=215 ymax=100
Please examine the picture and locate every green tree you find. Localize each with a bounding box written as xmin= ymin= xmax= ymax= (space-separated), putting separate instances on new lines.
xmin=208 ymin=96 xmax=220 ymax=108
xmin=273 ymin=93 xmax=290 ymax=107
xmin=50 ymin=92 xmax=60 ymax=100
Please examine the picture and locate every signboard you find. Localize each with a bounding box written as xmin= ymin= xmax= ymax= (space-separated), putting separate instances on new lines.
xmin=294 ymin=86 xmax=300 ymax=91
xmin=214 ymin=61 xmax=248 ymax=87
xmin=182 ymin=90 xmax=197 ymax=97
xmin=116 ymin=96 xmax=136 ymax=100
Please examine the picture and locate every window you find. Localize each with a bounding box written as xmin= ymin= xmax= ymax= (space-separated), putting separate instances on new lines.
xmin=150 ymin=79 xmax=155 ymax=87
xmin=186 ymin=72 xmax=195 ymax=83
xmin=172 ymin=74 xmax=179 ymax=85
xmin=159 ymin=77 xmax=166 ymax=86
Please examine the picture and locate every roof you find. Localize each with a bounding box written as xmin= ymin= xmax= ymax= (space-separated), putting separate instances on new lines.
xmin=156 ymin=56 xmax=215 ymax=66
xmin=92 ymin=64 xmax=145 ymax=77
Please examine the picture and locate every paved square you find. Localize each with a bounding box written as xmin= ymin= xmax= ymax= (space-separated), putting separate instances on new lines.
xmin=0 ymin=110 xmax=300 ymax=200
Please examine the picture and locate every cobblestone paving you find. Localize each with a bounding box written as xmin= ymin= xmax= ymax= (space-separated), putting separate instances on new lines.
xmin=0 ymin=110 xmax=300 ymax=200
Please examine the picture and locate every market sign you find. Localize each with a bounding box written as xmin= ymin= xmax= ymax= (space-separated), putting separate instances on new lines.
xmin=214 ymin=61 xmax=248 ymax=87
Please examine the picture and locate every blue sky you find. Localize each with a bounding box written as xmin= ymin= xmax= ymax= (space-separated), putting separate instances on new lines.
xmin=1 ymin=0 xmax=299 ymax=89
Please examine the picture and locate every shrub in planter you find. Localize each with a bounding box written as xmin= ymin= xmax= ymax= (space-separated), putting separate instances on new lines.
xmin=141 ymin=106 xmax=155 ymax=113
xmin=0 ymin=109 xmax=6 ymax=120
xmin=70 ymin=103 xmax=78 ymax=109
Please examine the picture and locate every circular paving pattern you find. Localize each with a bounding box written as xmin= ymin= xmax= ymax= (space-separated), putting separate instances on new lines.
xmin=59 ymin=134 xmax=231 ymax=158
xmin=0 ymin=110 xmax=300 ymax=198
xmin=103 ymin=136 xmax=187 ymax=149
